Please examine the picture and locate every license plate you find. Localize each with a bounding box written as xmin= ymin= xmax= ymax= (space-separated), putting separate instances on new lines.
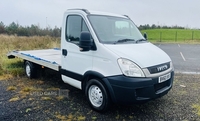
xmin=158 ymin=73 xmax=171 ymax=83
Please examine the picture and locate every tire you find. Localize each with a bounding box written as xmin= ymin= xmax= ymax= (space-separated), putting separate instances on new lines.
xmin=24 ymin=61 xmax=37 ymax=79
xmin=85 ymin=79 xmax=110 ymax=112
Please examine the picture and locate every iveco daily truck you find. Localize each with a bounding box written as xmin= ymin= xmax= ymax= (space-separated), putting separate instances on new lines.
xmin=8 ymin=9 xmax=174 ymax=112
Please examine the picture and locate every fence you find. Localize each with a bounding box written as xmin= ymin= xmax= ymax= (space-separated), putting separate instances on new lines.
xmin=141 ymin=29 xmax=200 ymax=42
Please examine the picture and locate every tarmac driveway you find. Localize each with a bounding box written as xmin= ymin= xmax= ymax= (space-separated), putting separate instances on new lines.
xmin=156 ymin=44 xmax=200 ymax=74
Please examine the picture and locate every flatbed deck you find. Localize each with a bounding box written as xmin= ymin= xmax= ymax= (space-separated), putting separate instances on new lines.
xmin=7 ymin=48 xmax=61 ymax=71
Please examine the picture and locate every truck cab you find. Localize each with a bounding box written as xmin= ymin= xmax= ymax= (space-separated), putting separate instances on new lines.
xmin=60 ymin=9 xmax=174 ymax=112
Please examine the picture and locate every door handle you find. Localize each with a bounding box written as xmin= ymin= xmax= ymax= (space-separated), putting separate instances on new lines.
xmin=62 ymin=49 xmax=67 ymax=56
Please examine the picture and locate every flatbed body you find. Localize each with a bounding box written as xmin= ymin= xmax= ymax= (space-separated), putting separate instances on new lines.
xmin=7 ymin=48 xmax=61 ymax=71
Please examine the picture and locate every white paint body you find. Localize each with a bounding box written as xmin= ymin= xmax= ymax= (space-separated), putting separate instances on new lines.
xmin=60 ymin=9 xmax=172 ymax=89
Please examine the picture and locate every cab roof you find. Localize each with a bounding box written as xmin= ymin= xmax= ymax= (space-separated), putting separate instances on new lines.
xmin=66 ymin=9 xmax=128 ymax=19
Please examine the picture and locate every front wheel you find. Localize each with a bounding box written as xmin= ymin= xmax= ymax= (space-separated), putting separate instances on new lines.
xmin=85 ymin=79 xmax=110 ymax=112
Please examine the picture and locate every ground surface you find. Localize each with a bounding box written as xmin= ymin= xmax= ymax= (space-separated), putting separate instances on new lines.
xmin=156 ymin=44 xmax=200 ymax=73
xmin=1 ymin=44 xmax=200 ymax=121
xmin=0 ymin=73 xmax=200 ymax=121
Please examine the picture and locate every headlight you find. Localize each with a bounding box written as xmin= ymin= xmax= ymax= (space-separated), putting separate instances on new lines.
xmin=170 ymin=61 xmax=174 ymax=71
xmin=117 ymin=58 xmax=145 ymax=77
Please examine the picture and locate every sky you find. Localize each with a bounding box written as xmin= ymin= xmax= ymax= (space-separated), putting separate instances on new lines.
xmin=0 ymin=0 xmax=200 ymax=29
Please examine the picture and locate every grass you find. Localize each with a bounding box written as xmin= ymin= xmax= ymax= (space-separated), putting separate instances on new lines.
xmin=55 ymin=112 xmax=86 ymax=121
xmin=7 ymin=86 xmax=17 ymax=91
xmin=0 ymin=34 xmax=60 ymax=79
xmin=21 ymin=87 xmax=35 ymax=92
xmin=9 ymin=96 xmax=20 ymax=102
xmin=56 ymin=96 xmax=64 ymax=100
xmin=193 ymin=104 xmax=200 ymax=116
xmin=41 ymin=97 xmax=52 ymax=100
xmin=141 ymin=29 xmax=200 ymax=43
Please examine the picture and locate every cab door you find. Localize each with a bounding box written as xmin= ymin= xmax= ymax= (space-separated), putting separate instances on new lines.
xmin=61 ymin=14 xmax=93 ymax=89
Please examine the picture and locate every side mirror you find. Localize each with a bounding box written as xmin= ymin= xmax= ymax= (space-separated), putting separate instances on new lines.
xmin=79 ymin=31 xmax=92 ymax=51
xmin=143 ymin=32 xmax=147 ymax=40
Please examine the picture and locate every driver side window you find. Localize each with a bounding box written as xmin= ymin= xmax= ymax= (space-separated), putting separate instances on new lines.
xmin=66 ymin=15 xmax=89 ymax=45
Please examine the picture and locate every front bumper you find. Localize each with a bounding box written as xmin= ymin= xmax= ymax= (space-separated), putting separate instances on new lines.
xmin=102 ymin=71 xmax=174 ymax=104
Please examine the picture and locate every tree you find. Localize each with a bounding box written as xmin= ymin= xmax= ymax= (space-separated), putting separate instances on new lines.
xmin=151 ymin=24 xmax=156 ymax=29
xmin=52 ymin=26 xmax=61 ymax=37
xmin=0 ymin=21 xmax=6 ymax=34
xmin=29 ymin=24 xmax=40 ymax=36
xmin=6 ymin=22 xmax=19 ymax=35
xmin=17 ymin=26 xmax=29 ymax=36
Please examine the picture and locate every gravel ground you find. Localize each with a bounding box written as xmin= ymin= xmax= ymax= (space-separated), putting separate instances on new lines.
xmin=0 ymin=70 xmax=200 ymax=121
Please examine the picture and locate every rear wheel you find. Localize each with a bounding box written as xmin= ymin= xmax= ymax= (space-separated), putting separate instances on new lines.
xmin=86 ymin=79 xmax=110 ymax=112
xmin=24 ymin=61 xmax=37 ymax=79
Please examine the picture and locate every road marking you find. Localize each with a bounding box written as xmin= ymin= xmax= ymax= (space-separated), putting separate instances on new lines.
xmin=178 ymin=44 xmax=180 ymax=47
xmin=176 ymin=71 xmax=200 ymax=75
xmin=180 ymin=52 xmax=186 ymax=61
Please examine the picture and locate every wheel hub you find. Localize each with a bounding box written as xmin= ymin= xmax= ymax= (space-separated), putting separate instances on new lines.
xmin=88 ymin=85 xmax=103 ymax=107
xmin=26 ymin=65 xmax=31 ymax=77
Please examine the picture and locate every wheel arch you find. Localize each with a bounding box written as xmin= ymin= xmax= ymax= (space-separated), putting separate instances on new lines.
xmin=82 ymin=71 xmax=104 ymax=91
xmin=82 ymin=71 xmax=116 ymax=103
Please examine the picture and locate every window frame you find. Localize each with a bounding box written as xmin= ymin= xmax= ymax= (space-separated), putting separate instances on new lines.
xmin=65 ymin=15 xmax=90 ymax=45
xmin=87 ymin=15 xmax=144 ymax=44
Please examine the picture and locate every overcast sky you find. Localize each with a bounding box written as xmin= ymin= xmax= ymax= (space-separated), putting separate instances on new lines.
xmin=0 ymin=0 xmax=199 ymax=29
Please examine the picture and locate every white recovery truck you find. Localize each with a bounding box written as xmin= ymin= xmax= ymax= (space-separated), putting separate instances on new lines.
xmin=7 ymin=9 xmax=174 ymax=112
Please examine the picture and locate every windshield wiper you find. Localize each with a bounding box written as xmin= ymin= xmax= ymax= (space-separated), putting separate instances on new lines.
xmin=114 ymin=39 xmax=135 ymax=44
xmin=135 ymin=39 xmax=147 ymax=43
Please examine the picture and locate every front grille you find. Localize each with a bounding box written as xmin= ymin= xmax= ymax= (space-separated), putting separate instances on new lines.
xmin=148 ymin=62 xmax=170 ymax=74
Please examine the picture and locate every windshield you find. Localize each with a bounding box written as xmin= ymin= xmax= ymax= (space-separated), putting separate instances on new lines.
xmin=88 ymin=15 xmax=145 ymax=44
